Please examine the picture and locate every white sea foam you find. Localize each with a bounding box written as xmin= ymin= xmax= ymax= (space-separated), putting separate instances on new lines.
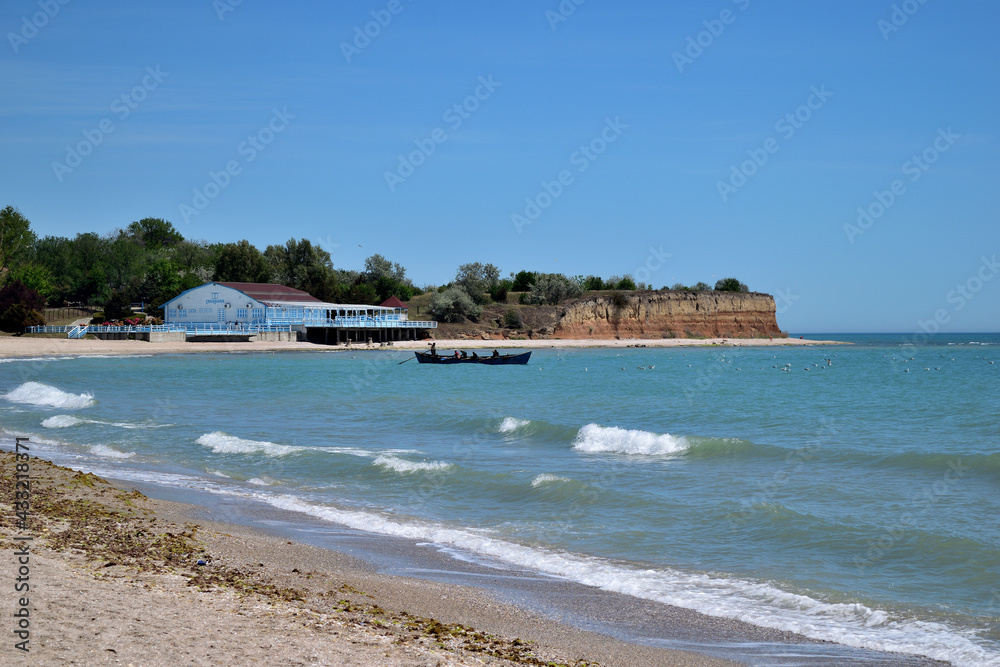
xmin=372 ymin=455 xmax=452 ymax=473
xmin=498 ymin=417 xmax=530 ymax=433
xmin=2 ymin=382 xmax=95 ymax=409
xmin=247 ymin=477 xmax=271 ymax=486
xmin=196 ymin=432 xmax=302 ymax=457
xmin=42 ymin=414 xmax=169 ymax=430
xmin=531 ymin=474 xmax=570 ymax=487
xmin=262 ymin=494 xmax=1000 ymax=667
xmin=572 ymin=423 xmax=688 ymax=456
xmin=42 ymin=415 xmax=84 ymax=428
xmin=89 ymin=445 xmax=134 ymax=459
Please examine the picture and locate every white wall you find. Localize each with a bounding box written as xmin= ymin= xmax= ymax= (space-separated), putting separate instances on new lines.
xmin=164 ymin=284 xmax=264 ymax=325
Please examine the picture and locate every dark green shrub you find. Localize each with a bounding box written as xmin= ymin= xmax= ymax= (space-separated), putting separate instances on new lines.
xmin=503 ymin=309 xmax=522 ymax=329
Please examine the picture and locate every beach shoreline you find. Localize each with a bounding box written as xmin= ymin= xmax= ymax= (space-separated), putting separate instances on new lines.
xmin=0 ymin=334 xmax=847 ymax=360
xmin=0 ymin=450 xmax=945 ymax=666
xmin=0 ymin=451 xmax=738 ymax=666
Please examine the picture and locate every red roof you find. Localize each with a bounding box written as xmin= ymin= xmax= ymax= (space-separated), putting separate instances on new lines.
xmin=379 ymin=296 xmax=408 ymax=309
xmin=217 ymin=282 xmax=322 ymax=303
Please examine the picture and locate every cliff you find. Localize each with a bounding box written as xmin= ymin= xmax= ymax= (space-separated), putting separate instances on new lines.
xmin=553 ymin=291 xmax=784 ymax=339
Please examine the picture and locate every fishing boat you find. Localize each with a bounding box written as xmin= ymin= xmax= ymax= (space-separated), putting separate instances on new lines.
xmin=414 ymin=350 xmax=531 ymax=365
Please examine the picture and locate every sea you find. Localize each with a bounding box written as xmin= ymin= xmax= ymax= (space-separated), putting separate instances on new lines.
xmin=1 ymin=333 xmax=998 ymax=666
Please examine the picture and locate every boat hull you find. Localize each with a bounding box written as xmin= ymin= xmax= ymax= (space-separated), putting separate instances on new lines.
xmin=414 ymin=351 xmax=531 ymax=365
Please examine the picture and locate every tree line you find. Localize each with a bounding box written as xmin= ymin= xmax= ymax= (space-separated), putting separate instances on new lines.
xmin=0 ymin=205 xmax=749 ymax=330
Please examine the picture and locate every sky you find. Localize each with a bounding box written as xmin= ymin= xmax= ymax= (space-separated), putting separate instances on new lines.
xmin=1 ymin=0 xmax=997 ymax=333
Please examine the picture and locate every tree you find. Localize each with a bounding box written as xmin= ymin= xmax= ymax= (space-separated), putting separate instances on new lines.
xmin=215 ymin=240 xmax=270 ymax=283
xmin=0 ymin=280 xmax=45 ymax=332
xmin=363 ymin=254 xmax=413 ymax=302
xmin=692 ymin=281 xmax=711 ymax=291
xmin=581 ymin=275 xmax=605 ymax=291
xmin=522 ymin=273 xmax=582 ymax=305
xmin=454 ymin=262 xmax=500 ymax=304
xmin=616 ymin=275 xmax=637 ymax=290
xmin=430 ymin=287 xmax=482 ymax=323
xmin=510 ymin=270 xmax=536 ymax=292
xmin=103 ymin=289 xmax=134 ymax=321
xmin=264 ymin=238 xmax=333 ymax=295
xmin=126 ymin=217 xmax=183 ymax=250
xmin=714 ymin=277 xmax=749 ymax=293
xmin=107 ymin=231 xmax=146 ymax=292
xmin=0 ymin=206 xmax=36 ymax=280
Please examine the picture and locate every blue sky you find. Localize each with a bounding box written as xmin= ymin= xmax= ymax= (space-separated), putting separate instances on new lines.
xmin=1 ymin=0 xmax=997 ymax=333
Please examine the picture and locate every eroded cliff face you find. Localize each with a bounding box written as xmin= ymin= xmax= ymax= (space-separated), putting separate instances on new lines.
xmin=554 ymin=291 xmax=784 ymax=339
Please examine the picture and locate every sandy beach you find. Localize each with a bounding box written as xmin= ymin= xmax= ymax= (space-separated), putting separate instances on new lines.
xmin=0 ymin=452 xmax=737 ymax=666
xmin=0 ymin=334 xmax=845 ymax=360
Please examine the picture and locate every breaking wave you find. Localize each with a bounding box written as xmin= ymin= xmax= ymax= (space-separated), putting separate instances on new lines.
xmin=572 ymin=423 xmax=688 ymax=456
xmin=372 ymin=455 xmax=452 ymax=474
xmin=195 ymin=432 xmax=303 ymax=457
xmin=3 ymin=382 xmax=95 ymax=409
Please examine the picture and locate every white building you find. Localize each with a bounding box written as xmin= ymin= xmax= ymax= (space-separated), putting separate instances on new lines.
xmin=161 ymin=282 xmax=434 ymax=343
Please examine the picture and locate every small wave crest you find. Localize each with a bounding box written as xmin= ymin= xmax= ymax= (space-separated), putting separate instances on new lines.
xmin=3 ymin=382 xmax=95 ymax=409
xmin=42 ymin=415 xmax=84 ymax=428
xmin=498 ymin=417 xmax=531 ymax=433
xmin=89 ymin=445 xmax=134 ymax=459
xmin=196 ymin=432 xmax=302 ymax=457
xmin=372 ymin=455 xmax=452 ymax=474
xmin=572 ymin=423 xmax=687 ymax=456
xmin=531 ymin=474 xmax=570 ymax=487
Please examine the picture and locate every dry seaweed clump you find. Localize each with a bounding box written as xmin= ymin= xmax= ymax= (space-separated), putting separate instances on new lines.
xmin=0 ymin=453 xmax=596 ymax=666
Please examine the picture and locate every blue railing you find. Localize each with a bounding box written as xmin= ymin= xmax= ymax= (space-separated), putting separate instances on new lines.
xmin=27 ymin=319 xmax=435 ymax=337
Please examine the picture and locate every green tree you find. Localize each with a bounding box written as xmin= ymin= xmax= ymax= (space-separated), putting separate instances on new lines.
xmin=103 ymin=289 xmax=134 ymax=321
xmin=126 ymin=218 xmax=183 ymax=251
xmin=430 ymin=287 xmax=482 ymax=322
xmin=0 ymin=280 xmax=45 ymax=332
xmin=616 ymin=275 xmax=637 ymax=290
xmin=363 ymin=254 xmax=413 ymax=302
xmin=264 ymin=238 xmax=333 ymax=294
xmin=455 ymin=262 xmax=500 ymax=304
xmin=215 ymin=240 xmax=270 ymax=283
xmin=0 ymin=206 xmax=36 ymax=280
xmin=692 ymin=281 xmax=711 ymax=291
xmin=714 ymin=277 xmax=749 ymax=293
xmin=510 ymin=270 xmax=536 ymax=292
xmin=581 ymin=275 xmax=605 ymax=291
xmin=522 ymin=273 xmax=582 ymax=305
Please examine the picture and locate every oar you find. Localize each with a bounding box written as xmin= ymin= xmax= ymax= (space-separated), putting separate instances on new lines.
xmin=398 ymin=356 xmax=416 ymax=365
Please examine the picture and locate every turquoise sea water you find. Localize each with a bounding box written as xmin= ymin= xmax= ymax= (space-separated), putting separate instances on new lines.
xmin=1 ymin=334 xmax=998 ymax=665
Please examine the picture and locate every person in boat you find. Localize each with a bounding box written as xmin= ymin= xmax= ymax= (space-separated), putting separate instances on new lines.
xmin=430 ymin=342 xmax=437 ymax=357
xmin=460 ymin=350 xmax=468 ymax=359
xmin=492 ymin=349 xmax=499 ymax=358
xmin=454 ymin=350 xmax=460 ymax=359
xmin=471 ymin=351 xmax=479 ymax=359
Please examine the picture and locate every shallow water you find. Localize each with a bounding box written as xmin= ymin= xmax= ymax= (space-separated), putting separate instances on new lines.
xmin=2 ymin=334 xmax=998 ymax=666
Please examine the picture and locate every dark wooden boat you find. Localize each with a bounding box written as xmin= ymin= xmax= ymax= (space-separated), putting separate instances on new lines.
xmin=414 ymin=351 xmax=531 ymax=365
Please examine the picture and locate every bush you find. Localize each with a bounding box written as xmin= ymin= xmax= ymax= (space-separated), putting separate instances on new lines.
xmin=616 ymin=275 xmax=637 ymax=290
xmin=714 ymin=277 xmax=749 ymax=293
xmin=103 ymin=290 xmax=134 ymax=320
xmin=503 ymin=309 xmax=523 ymax=329
xmin=521 ymin=273 xmax=582 ymax=305
xmin=692 ymin=281 xmax=711 ymax=291
xmin=581 ymin=275 xmax=605 ymax=291
xmin=511 ymin=270 xmax=537 ymax=292
xmin=489 ymin=278 xmax=511 ymax=303
xmin=430 ymin=287 xmax=482 ymax=323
